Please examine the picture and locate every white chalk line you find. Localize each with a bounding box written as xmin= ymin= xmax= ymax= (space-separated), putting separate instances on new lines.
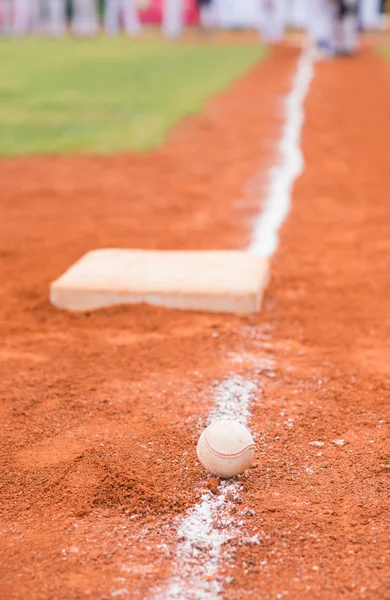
xmin=151 ymin=46 xmax=315 ymax=600
xmin=248 ymin=46 xmax=315 ymax=257
xmin=154 ymin=376 xmax=256 ymax=600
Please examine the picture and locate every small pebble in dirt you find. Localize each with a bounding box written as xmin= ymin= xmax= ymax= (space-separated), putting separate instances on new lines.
xmin=207 ymin=477 xmax=220 ymax=494
xmin=225 ymin=490 xmax=235 ymax=503
xmin=309 ymin=441 xmax=325 ymax=447
xmin=333 ymin=439 xmax=345 ymax=446
xmin=242 ymin=508 xmax=256 ymax=517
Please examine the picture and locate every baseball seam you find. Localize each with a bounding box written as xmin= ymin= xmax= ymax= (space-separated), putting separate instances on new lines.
xmin=204 ymin=431 xmax=255 ymax=458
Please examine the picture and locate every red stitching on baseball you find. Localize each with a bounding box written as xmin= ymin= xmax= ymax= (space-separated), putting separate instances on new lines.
xmin=204 ymin=431 xmax=255 ymax=458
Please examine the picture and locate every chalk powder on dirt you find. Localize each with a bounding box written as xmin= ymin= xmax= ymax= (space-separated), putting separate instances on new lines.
xmin=157 ymin=376 xmax=256 ymax=600
xmin=153 ymin=46 xmax=315 ymax=600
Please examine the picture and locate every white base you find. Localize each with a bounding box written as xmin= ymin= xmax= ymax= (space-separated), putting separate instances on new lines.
xmin=50 ymin=249 xmax=269 ymax=314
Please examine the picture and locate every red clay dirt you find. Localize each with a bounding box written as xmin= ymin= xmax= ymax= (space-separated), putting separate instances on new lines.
xmin=0 ymin=46 xmax=389 ymax=599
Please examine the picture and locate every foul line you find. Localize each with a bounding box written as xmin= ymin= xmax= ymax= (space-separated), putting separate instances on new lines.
xmin=248 ymin=46 xmax=315 ymax=257
xmin=153 ymin=46 xmax=315 ymax=600
xmin=155 ymin=376 xmax=256 ymax=600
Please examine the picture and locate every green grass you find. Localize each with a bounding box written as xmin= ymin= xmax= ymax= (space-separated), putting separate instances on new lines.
xmin=380 ymin=46 xmax=390 ymax=58
xmin=0 ymin=38 xmax=265 ymax=156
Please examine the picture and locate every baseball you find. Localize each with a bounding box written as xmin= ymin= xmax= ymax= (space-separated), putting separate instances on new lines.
xmin=197 ymin=419 xmax=256 ymax=479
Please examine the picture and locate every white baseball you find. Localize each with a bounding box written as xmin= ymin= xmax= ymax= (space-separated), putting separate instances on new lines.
xmin=196 ymin=419 xmax=255 ymax=478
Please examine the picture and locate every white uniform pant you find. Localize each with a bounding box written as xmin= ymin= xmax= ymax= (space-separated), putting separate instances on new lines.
xmin=104 ymin=0 xmax=142 ymax=36
xmin=359 ymin=0 xmax=381 ymax=29
xmin=39 ymin=0 xmax=67 ymax=36
xmin=199 ymin=2 xmax=218 ymax=30
xmin=162 ymin=0 xmax=184 ymax=38
xmin=333 ymin=0 xmax=359 ymax=53
xmin=305 ymin=0 xmax=333 ymax=44
xmin=72 ymin=0 xmax=99 ymax=36
xmin=286 ymin=0 xmax=306 ymax=27
xmin=13 ymin=0 xmax=39 ymax=34
xmin=258 ymin=0 xmax=285 ymax=43
xmin=1 ymin=0 xmax=12 ymax=34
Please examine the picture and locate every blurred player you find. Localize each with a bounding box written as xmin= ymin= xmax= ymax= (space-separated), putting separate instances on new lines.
xmin=305 ymin=0 xmax=334 ymax=57
xmin=163 ymin=0 xmax=184 ymax=38
xmin=72 ymin=0 xmax=99 ymax=36
xmin=197 ymin=0 xmax=217 ymax=31
xmin=12 ymin=0 xmax=39 ymax=36
xmin=40 ymin=0 xmax=67 ymax=36
xmin=13 ymin=0 xmax=40 ymax=35
xmin=1 ymin=0 xmax=12 ymax=35
xmin=359 ymin=0 xmax=381 ymax=29
xmin=332 ymin=0 xmax=360 ymax=55
xmin=258 ymin=0 xmax=286 ymax=43
xmin=104 ymin=0 xmax=142 ymax=36
xmin=287 ymin=0 xmax=306 ymax=27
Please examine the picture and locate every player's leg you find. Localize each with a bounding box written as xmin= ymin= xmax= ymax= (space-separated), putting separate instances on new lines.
xmin=2 ymin=0 xmax=13 ymax=34
xmin=104 ymin=0 xmax=120 ymax=35
xmin=258 ymin=0 xmax=286 ymax=43
xmin=342 ymin=0 xmax=360 ymax=53
xmin=162 ymin=0 xmax=184 ymax=39
xmin=72 ymin=0 xmax=82 ymax=35
xmin=72 ymin=0 xmax=99 ymax=36
xmin=331 ymin=1 xmax=344 ymax=54
xmin=273 ymin=0 xmax=286 ymax=40
xmin=359 ymin=0 xmax=381 ymax=29
xmin=331 ymin=0 xmax=360 ymax=55
xmin=48 ymin=0 xmax=67 ymax=36
xmin=306 ymin=0 xmax=334 ymax=54
xmin=122 ymin=0 xmax=142 ymax=36
xmin=13 ymin=0 xmax=31 ymax=35
xmin=292 ymin=0 xmax=307 ymax=27
xmin=35 ymin=0 xmax=47 ymax=34
xmin=199 ymin=0 xmax=217 ymax=31
xmin=31 ymin=0 xmax=41 ymax=33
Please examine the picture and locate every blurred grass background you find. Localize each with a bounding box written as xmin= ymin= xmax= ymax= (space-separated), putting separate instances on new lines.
xmin=0 ymin=39 xmax=265 ymax=156
xmin=380 ymin=46 xmax=390 ymax=58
